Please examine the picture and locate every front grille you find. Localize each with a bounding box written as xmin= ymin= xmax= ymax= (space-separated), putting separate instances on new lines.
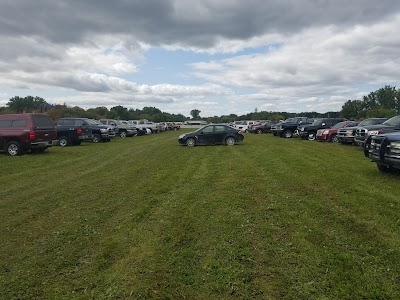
xmin=356 ymin=128 xmax=367 ymax=137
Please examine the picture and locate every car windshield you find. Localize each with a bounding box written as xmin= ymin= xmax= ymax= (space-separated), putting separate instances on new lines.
xmin=332 ymin=121 xmax=347 ymax=129
xmin=359 ymin=119 xmax=377 ymax=126
xmin=311 ymin=119 xmax=323 ymax=126
xmin=284 ymin=118 xmax=297 ymax=123
xmin=382 ymin=116 xmax=400 ymax=126
xmin=195 ymin=126 xmax=209 ymax=132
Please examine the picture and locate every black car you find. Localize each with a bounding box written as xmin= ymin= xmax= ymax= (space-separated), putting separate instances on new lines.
xmin=364 ymin=132 xmax=400 ymax=173
xmin=178 ymin=124 xmax=244 ymax=146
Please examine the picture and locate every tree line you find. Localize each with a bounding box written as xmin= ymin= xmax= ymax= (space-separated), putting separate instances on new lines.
xmin=1 ymin=85 xmax=399 ymax=122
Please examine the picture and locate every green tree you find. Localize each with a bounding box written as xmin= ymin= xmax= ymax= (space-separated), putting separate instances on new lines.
xmin=341 ymin=100 xmax=364 ymax=119
xmin=190 ymin=109 xmax=201 ymax=119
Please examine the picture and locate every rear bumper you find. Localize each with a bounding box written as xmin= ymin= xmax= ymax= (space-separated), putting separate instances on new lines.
xmin=30 ymin=140 xmax=56 ymax=148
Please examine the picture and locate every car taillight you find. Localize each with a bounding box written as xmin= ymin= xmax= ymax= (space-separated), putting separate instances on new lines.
xmin=29 ymin=130 xmax=36 ymax=141
xmin=76 ymin=127 xmax=82 ymax=135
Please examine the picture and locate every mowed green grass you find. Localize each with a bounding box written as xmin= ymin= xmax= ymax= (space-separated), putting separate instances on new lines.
xmin=0 ymin=130 xmax=399 ymax=299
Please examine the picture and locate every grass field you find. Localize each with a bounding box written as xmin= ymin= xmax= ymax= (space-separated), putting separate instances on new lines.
xmin=0 ymin=130 xmax=399 ymax=299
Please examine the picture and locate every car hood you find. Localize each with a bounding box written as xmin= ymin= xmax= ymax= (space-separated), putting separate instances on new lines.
xmin=358 ymin=124 xmax=394 ymax=130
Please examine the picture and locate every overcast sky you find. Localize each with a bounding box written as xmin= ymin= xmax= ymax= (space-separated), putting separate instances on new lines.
xmin=1 ymin=0 xmax=400 ymax=117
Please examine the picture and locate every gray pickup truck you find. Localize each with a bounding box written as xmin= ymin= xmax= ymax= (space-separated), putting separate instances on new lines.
xmin=99 ymin=119 xmax=137 ymax=138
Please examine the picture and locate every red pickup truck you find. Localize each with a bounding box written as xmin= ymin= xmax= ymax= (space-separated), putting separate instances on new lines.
xmin=0 ymin=113 xmax=57 ymax=155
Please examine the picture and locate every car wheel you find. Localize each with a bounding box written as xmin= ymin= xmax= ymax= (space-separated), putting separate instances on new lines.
xmin=226 ymin=137 xmax=235 ymax=146
xmin=58 ymin=136 xmax=69 ymax=147
xmin=283 ymin=130 xmax=293 ymax=138
xmin=92 ymin=134 xmax=101 ymax=143
xmin=331 ymin=134 xmax=338 ymax=143
xmin=257 ymin=129 xmax=263 ymax=134
xmin=377 ymin=164 xmax=392 ymax=173
xmin=119 ymin=131 xmax=127 ymax=138
xmin=5 ymin=141 xmax=23 ymax=156
xmin=273 ymin=132 xmax=277 ymax=136
xmin=308 ymin=133 xmax=316 ymax=141
xmin=186 ymin=138 xmax=196 ymax=147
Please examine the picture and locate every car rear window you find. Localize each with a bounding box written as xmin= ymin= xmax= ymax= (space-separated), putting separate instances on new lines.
xmin=33 ymin=115 xmax=54 ymax=128
xmin=0 ymin=120 xmax=12 ymax=127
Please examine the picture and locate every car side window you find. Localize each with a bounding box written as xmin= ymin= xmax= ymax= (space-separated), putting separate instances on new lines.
xmin=62 ymin=119 xmax=74 ymax=126
xmin=214 ymin=125 xmax=226 ymax=132
xmin=202 ymin=126 xmax=214 ymax=133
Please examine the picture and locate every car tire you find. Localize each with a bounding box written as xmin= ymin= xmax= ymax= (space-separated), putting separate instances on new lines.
xmin=226 ymin=136 xmax=235 ymax=146
xmin=283 ymin=130 xmax=293 ymax=138
xmin=58 ymin=136 xmax=69 ymax=147
xmin=119 ymin=131 xmax=127 ymax=138
xmin=257 ymin=129 xmax=263 ymax=134
xmin=5 ymin=141 xmax=23 ymax=156
xmin=308 ymin=133 xmax=316 ymax=141
xmin=92 ymin=134 xmax=101 ymax=143
xmin=186 ymin=138 xmax=196 ymax=147
xmin=331 ymin=134 xmax=338 ymax=143
xmin=273 ymin=132 xmax=277 ymax=136
xmin=377 ymin=164 xmax=392 ymax=173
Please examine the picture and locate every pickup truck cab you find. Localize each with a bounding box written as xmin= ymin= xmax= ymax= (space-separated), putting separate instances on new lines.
xmin=355 ymin=115 xmax=400 ymax=147
xmin=0 ymin=113 xmax=57 ymax=155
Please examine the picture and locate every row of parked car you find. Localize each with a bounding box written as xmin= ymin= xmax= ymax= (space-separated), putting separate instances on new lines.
xmin=245 ymin=116 xmax=400 ymax=173
xmin=0 ymin=113 xmax=181 ymax=156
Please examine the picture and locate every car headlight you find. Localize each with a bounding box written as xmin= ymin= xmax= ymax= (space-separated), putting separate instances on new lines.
xmin=368 ymin=130 xmax=380 ymax=136
xmin=179 ymin=134 xmax=186 ymax=139
xmin=390 ymin=141 xmax=400 ymax=148
xmin=100 ymin=128 xmax=108 ymax=132
xmin=389 ymin=142 xmax=400 ymax=154
xmin=323 ymin=130 xmax=330 ymax=134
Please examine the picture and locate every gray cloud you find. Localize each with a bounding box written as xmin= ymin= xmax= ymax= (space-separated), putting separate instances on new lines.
xmin=1 ymin=1 xmax=399 ymax=48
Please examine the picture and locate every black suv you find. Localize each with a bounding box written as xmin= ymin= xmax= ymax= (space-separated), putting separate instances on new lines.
xmin=364 ymin=132 xmax=400 ymax=173
xmin=354 ymin=115 xmax=400 ymax=147
xmin=275 ymin=117 xmax=314 ymax=138
xmin=298 ymin=118 xmax=346 ymax=140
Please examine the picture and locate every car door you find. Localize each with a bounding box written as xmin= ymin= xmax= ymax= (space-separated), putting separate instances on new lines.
xmin=196 ymin=125 xmax=214 ymax=145
xmin=74 ymin=119 xmax=92 ymax=137
xmin=213 ymin=125 xmax=228 ymax=144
